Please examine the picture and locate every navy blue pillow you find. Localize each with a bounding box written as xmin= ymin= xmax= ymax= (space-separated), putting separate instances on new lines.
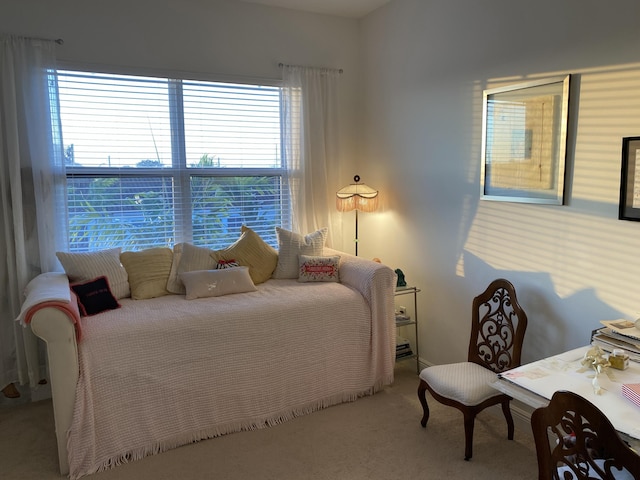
xmin=71 ymin=276 xmax=120 ymax=316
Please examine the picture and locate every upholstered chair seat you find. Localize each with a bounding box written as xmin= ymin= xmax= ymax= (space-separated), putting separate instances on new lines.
xmin=419 ymin=362 xmax=499 ymax=406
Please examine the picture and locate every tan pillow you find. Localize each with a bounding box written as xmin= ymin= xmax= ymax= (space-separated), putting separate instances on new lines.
xmin=165 ymin=243 xmax=184 ymax=294
xmin=56 ymin=248 xmax=130 ymax=299
xmin=211 ymin=226 xmax=277 ymax=284
xmin=272 ymin=227 xmax=328 ymax=279
xmin=120 ymin=247 xmax=173 ymax=300
xmin=180 ymin=267 xmax=257 ymax=300
xmin=166 ymin=243 xmax=217 ymax=295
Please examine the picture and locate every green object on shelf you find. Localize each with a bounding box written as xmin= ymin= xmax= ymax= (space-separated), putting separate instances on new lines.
xmin=395 ymin=268 xmax=406 ymax=287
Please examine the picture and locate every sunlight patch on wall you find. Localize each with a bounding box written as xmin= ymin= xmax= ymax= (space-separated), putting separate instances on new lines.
xmin=572 ymin=67 xmax=640 ymax=204
xmin=460 ymin=202 xmax=640 ymax=312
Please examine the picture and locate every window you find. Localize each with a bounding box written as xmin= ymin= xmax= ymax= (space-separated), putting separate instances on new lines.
xmin=57 ymin=70 xmax=289 ymax=252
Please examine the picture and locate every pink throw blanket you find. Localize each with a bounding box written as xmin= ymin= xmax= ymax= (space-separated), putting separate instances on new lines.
xmin=18 ymin=272 xmax=83 ymax=341
xmin=23 ymin=292 xmax=83 ymax=341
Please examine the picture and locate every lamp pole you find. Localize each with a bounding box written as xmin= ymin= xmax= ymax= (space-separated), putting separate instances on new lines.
xmin=355 ymin=209 xmax=359 ymax=256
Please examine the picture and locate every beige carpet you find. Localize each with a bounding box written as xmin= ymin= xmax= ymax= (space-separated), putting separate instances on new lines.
xmin=0 ymin=364 xmax=538 ymax=479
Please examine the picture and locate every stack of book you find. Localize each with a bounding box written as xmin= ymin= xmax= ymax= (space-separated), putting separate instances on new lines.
xmin=591 ymin=319 xmax=640 ymax=363
xmin=396 ymin=336 xmax=414 ymax=360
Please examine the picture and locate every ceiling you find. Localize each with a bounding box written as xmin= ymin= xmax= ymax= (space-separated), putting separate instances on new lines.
xmin=235 ymin=0 xmax=392 ymax=18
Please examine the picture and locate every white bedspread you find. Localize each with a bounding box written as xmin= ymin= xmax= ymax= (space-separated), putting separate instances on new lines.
xmin=68 ymin=276 xmax=394 ymax=478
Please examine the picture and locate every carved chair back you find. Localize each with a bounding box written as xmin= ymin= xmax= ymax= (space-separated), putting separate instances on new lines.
xmin=468 ymin=278 xmax=528 ymax=373
xmin=531 ymin=390 xmax=640 ymax=480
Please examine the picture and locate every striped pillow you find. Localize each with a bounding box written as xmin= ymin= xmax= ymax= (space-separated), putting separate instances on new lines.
xmin=211 ymin=226 xmax=278 ymax=284
xmin=216 ymin=259 xmax=240 ymax=269
xmin=120 ymin=247 xmax=173 ymax=300
xmin=56 ymin=248 xmax=130 ymax=299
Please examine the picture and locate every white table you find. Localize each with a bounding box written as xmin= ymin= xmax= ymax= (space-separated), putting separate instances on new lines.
xmin=492 ymin=346 xmax=640 ymax=450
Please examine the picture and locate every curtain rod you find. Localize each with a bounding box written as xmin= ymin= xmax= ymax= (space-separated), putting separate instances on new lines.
xmin=37 ymin=36 xmax=64 ymax=45
xmin=3 ymin=34 xmax=64 ymax=45
xmin=278 ymin=62 xmax=343 ymax=74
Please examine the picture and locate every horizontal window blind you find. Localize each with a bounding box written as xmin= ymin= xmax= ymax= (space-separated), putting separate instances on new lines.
xmin=58 ymin=70 xmax=289 ymax=252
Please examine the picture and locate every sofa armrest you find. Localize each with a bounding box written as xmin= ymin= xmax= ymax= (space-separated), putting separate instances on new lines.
xmin=326 ymin=248 xmax=397 ymax=304
xmin=31 ymin=308 xmax=78 ymax=475
xmin=24 ymin=273 xmax=79 ymax=476
xmin=326 ymin=248 xmax=398 ymax=386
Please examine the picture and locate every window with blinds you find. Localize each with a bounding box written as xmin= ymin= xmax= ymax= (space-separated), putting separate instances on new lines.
xmin=58 ymin=70 xmax=289 ymax=252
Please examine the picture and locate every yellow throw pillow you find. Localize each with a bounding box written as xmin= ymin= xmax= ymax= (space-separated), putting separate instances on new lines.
xmin=211 ymin=226 xmax=277 ymax=284
xmin=120 ymin=247 xmax=174 ymax=300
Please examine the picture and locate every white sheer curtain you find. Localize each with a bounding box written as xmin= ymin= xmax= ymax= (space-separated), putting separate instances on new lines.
xmin=0 ymin=35 xmax=65 ymax=395
xmin=281 ymin=65 xmax=342 ymax=246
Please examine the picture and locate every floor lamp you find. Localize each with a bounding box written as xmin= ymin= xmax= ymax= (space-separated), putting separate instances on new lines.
xmin=336 ymin=175 xmax=379 ymax=256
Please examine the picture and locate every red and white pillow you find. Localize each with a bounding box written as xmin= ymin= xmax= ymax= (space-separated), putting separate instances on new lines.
xmin=298 ymin=255 xmax=340 ymax=283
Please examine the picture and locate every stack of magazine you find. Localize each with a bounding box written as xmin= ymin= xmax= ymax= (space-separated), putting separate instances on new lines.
xmin=396 ymin=337 xmax=414 ymax=360
xmin=591 ymin=319 xmax=640 ymax=363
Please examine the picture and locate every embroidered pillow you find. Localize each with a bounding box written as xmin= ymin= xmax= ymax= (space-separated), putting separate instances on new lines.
xmin=180 ymin=267 xmax=257 ymax=300
xmin=70 ymin=276 xmax=121 ymax=316
xmin=272 ymin=227 xmax=328 ymax=279
xmin=120 ymin=247 xmax=173 ymax=300
xmin=56 ymin=248 xmax=130 ymax=299
xmin=298 ymin=255 xmax=341 ymax=283
xmin=211 ymin=226 xmax=278 ymax=284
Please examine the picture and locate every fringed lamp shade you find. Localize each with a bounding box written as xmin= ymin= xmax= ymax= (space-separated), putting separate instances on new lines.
xmin=336 ymin=175 xmax=378 ymax=255
xmin=336 ymin=181 xmax=379 ymax=212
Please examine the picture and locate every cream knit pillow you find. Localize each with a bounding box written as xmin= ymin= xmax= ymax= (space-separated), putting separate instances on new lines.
xmin=180 ymin=267 xmax=257 ymax=300
xmin=166 ymin=243 xmax=217 ymax=295
xmin=272 ymin=227 xmax=328 ymax=279
xmin=56 ymin=247 xmax=130 ymax=299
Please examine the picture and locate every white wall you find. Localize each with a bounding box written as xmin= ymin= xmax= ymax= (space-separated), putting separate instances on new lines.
xmin=0 ymin=0 xmax=361 ymax=252
xmin=6 ymin=0 xmax=640 ymax=368
xmin=360 ymin=0 xmax=640 ymax=365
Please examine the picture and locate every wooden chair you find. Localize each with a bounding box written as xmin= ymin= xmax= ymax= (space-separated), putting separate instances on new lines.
xmin=417 ymin=278 xmax=528 ymax=460
xmin=531 ymin=390 xmax=640 ymax=480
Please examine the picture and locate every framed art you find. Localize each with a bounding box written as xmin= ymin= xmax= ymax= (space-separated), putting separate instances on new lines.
xmin=619 ymin=136 xmax=640 ymax=221
xmin=480 ymin=75 xmax=571 ymax=204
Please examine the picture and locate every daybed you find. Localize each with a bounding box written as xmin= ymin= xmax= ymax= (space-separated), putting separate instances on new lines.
xmin=19 ymin=227 xmax=397 ymax=479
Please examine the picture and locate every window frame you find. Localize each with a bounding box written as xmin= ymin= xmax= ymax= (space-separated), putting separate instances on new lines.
xmin=57 ymin=63 xmax=290 ymax=252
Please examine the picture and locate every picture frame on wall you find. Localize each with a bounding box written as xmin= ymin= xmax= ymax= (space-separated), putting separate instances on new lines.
xmin=618 ymin=136 xmax=640 ymax=221
xmin=480 ymin=75 xmax=571 ymax=205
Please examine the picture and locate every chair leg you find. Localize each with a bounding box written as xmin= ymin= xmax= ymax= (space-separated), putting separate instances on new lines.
xmin=501 ymin=399 xmax=515 ymax=440
xmin=463 ymin=413 xmax=475 ymax=460
xmin=417 ymin=380 xmax=430 ymax=427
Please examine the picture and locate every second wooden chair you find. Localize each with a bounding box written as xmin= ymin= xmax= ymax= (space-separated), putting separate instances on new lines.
xmin=417 ymin=278 xmax=528 ymax=460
